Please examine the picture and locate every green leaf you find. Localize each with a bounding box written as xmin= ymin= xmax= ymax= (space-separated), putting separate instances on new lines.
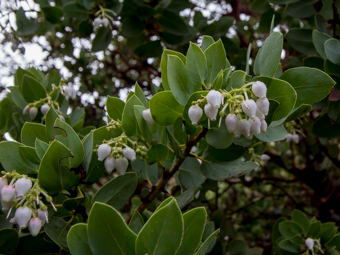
xmin=286 ymin=0 xmax=316 ymax=18
xmin=92 ymin=27 xmax=112 ymax=52
xmin=63 ymin=3 xmax=88 ymax=20
xmin=0 ymin=229 xmax=19 ymax=254
xmin=42 ymin=7 xmax=63 ymax=24
xmin=131 ymin=158 xmax=158 ymax=185
xmin=92 ymin=173 xmax=138 ymax=210
xmin=135 ymin=40 xmax=163 ymax=58
xmin=280 ymin=67 xmax=335 ymax=107
xmin=327 ymin=234 xmax=340 ymax=250
xmin=122 ymin=94 xmax=144 ymax=136
xmin=54 ymin=118 xmax=84 ymax=168
xmin=167 ymin=55 xmax=194 ymax=105
xmin=19 ymin=145 xmax=40 ymax=164
xmin=16 ymin=8 xmax=38 ymax=36
xmin=278 ymin=238 xmax=301 ymax=253
xmin=38 ymin=140 xmax=80 ymax=193
xmin=254 ymin=32 xmax=283 ymax=77
xmin=134 ymin=83 xmax=148 ymax=107
xmin=320 ymin=222 xmax=337 ymax=243
xmin=160 ymin=50 xmax=186 ymax=90
xmin=35 ymin=138 xmax=49 ymax=160
xmin=135 ymin=198 xmax=184 ymax=255
xmin=21 ymin=122 xmax=48 ymax=147
xmin=256 ymin=77 xmax=297 ymax=121
xmin=129 ymin=210 xmax=145 ymax=234
xmin=227 ymin=70 xmax=247 ymax=90
xmin=150 ymin=91 xmax=184 ymax=125
xmin=186 ymin=43 xmax=207 ymax=87
xmin=201 ymin=159 xmax=257 ymax=181
xmin=88 ymin=202 xmax=136 ymax=255
xmin=256 ymin=125 xmax=288 ymax=142
xmin=158 ymin=10 xmax=190 ymax=36
xmin=325 ymin=38 xmax=340 ymax=64
xmin=177 ymin=207 xmax=207 ymax=255
xmin=312 ymin=30 xmax=331 ymax=59
xmin=285 ymin=104 xmax=312 ymax=122
xmin=204 ymin=40 xmax=229 ymax=85
xmin=195 ymin=229 xmax=220 ymax=255
xmin=67 ymin=223 xmax=92 ymax=255
xmin=201 ymin=35 xmax=215 ymax=51
xmin=287 ymin=28 xmax=316 ymax=55
xmin=0 ymin=141 xmax=37 ymax=174
xmin=206 ymin=121 xmax=234 ymax=149
xmin=21 ymin=75 xmax=46 ymax=102
xmin=106 ymin=96 xmax=125 ymax=120
xmin=179 ymin=158 xmax=206 ymax=189
xmin=291 ymin=210 xmax=310 ymax=235
xmin=279 ymin=220 xmax=303 ymax=238
xmin=307 ymin=221 xmax=321 ymax=238
xmin=228 ymin=240 xmax=249 ymax=255
xmin=147 ymin=144 xmax=169 ymax=164
xmin=45 ymin=217 xmax=69 ymax=249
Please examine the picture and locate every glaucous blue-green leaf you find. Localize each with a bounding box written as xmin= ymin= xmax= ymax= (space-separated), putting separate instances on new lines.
xmin=286 ymin=0 xmax=315 ymax=18
xmin=106 ymin=96 xmax=125 ymax=120
xmin=201 ymin=159 xmax=257 ymax=181
xmin=201 ymin=35 xmax=215 ymax=51
xmin=21 ymin=122 xmax=48 ymax=147
xmin=325 ymin=38 xmax=340 ymax=64
xmin=285 ymin=104 xmax=312 ymax=122
xmin=195 ymin=229 xmax=220 ymax=255
xmin=38 ymin=140 xmax=80 ymax=193
xmin=150 ymin=91 xmax=184 ymax=125
xmin=254 ymin=32 xmax=283 ymax=77
xmin=16 ymin=8 xmax=38 ymax=36
xmin=67 ymin=223 xmax=92 ymax=255
xmin=92 ymin=173 xmax=138 ymax=210
xmin=88 ymin=202 xmax=136 ymax=255
xmin=280 ymin=67 xmax=335 ymax=107
xmin=227 ymin=70 xmax=247 ymax=90
xmin=45 ymin=107 xmax=60 ymax=140
xmin=21 ymin=75 xmax=46 ymax=103
xmin=291 ymin=210 xmax=310 ymax=235
xmin=167 ymin=55 xmax=194 ymax=105
xmin=122 ymin=94 xmax=144 ymax=136
xmin=212 ymin=70 xmax=224 ymax=90
xmin=147 ymin=143 xmax=170 ymax=164
xmin=135 ymin=198 xmax=184 ymax=255
xmin=70 ymin=108 xmax=85 ymax=130
xmin=186 ymin=42 xmax=207 ymax=86
xmin=179 ymin=158 xmax=206 ymax=189
xmin=177 ymin=207 xmax=207 ymax=255
xmin=176 ymin=188 xmax=199 ymax=209
xmin=54 ymin=118 xmax=84 ymax=168
xmin=206 ymin=121 xmax=234 ymax=149
xmin=45 ymin=217 xmax=69 ymax=249
xmin=287 ymin=28 xmax=316 ymax=55
xmin=129 ymin=210 xmax=144 ymax=234
xmin=160 ymin=50 xmax=186 ymax=90
xmin=204 ymin=40 xmax=229 ymax=85
xmin=134 ymin=83 xmax=148 ymax=107
xmin=256 ymin=77 xmax=297 ymax=120
xmin=92 ymin=27 xmax=112 ymax=52
xmin=0 ymin=141 xmax=37 ymax=174
xmin=19 ymin=145 xmax=40 ymax=165
xmin=312 ymin=30 xmax=331 ymax=59
xmin=256 ymin=125 xmax=288 ymax=142
xmin=35 ymin=138 xmax=49 ymax=160
xmin=131 ymin=158 xmax=158 ymax=185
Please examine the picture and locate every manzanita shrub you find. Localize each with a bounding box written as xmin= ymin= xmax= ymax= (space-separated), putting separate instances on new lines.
xmin=0 ymin=30 xmax=338 ymax=254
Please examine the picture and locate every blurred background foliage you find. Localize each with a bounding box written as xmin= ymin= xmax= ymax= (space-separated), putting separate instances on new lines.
xmin=0 ymin=0 xmax=340 ymax=254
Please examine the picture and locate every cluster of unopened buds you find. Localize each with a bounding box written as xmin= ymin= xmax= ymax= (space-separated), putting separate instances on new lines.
xmin=97 ymin=134 xmax=147 ymax=175
xmin=22 ymin=103 xmax=50 ymax=120
xmin=188 ymin=81 xmax=269 ymax=139
xmin=0 ymin=172 xmax=53 ymax=236
xmin=286 ymin=133 xmax=299 ymax=143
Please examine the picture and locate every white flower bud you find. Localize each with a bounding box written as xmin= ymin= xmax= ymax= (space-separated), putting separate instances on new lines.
xmin=242 ymin=99 xmax=257 ymax=118
xmin=14 ymin=177 xmax=32 ymax=197
xmin=1 ymin=185 xmax=16 ymax=203
xmin=256 ymin=97 xmax=269 ymax=115
xmin=15 ymin=206 xmax=32 ymax=229
xmin=29 ymin=107 xmax=38 ymax=120
xmin=204 ymin=103 xmax=219 ymax=121
xmin=260 ymin=154 xmax=270 ymax=161
xmin=28 ymin=218 xmax=42 ymax=236
xmin=206 ymin=90 xmax=222 ymax=108
xmin=142 ymin=109 xmax=154 ymax=125
xmin=22 ymin=105 xmax=30 ymax=115
xmin=188 ymin=105 xmax=203 ymax=125
xmin=225 ymin=114 xmax=239 ymax=133
xmin=292 ymin=134 xmax=299 ymax=143
xmin=104 ymin=157 xmax=115 ymax=174
xmin=97 ymin=144 xmax=111 ymax=161
xmin=286 ymin=134 xmax=293 ymax=142
xmin=252 ymin=81 xmax=267 ymax=98
xmin=123 ymin=147 xmax=136 ymax=161
xmin=239 ymin=119 xmax=251 ymax=138
xmin=37 ymin=209 xmax=48 ymax=225
xmin=260 ymin=119 xmax=267 ymax=132
xmin=0 ymin=177 xmax=8 ymax=191
xmin=256 ymin=109 xmax=265 ymax=120
xmin=63 ymin=85 xmax=76 ymax=100
xmin=40 ymin=104 xmax=50 ymax=115
xmin=305 ymin=238 xmax=314 ymax=250
xmin=250 ymin=117 xmax=261 ymax=135
xmin=115 ymin=157 xmax=129 ymax=175
xmin=1 ymin=201 xmax=11 ymax=211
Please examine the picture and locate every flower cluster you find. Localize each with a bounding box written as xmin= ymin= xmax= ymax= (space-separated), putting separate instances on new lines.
xmin=286 ymin=133 xmax=299 ymax=143
xmin=0 ymin=172 xmax=53 ymax=236
xmin=188 ymin=81 xmax=269 ymax=139
xmin=97 ymin=133 xmax=147 ymax=175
